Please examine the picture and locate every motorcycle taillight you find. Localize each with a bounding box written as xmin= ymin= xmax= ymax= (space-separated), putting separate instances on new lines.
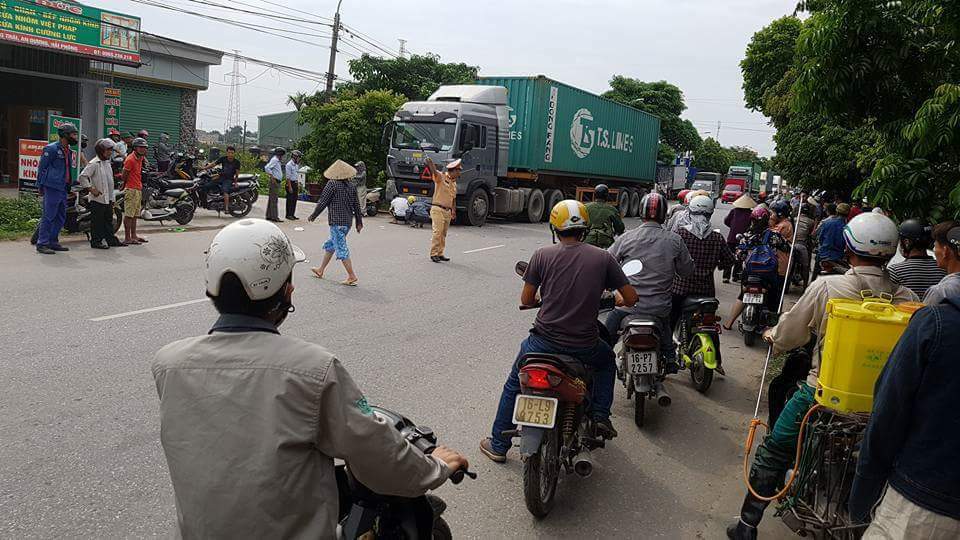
xmin=624 ymin=333 xmax=658 ymax=349
xmin=519 ymin=368 xmax=561 ymax=389
xmin=746 ymin=287 xmax=763 ymax=294
xmin=699 ymin=313 xmax=719 ymax=326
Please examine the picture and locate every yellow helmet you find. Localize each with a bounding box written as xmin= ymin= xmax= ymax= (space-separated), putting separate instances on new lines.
xmin=549 ymin=199 xmax=590 ymax=232
xmin=407 ymin=195 xmax=416 ymax=204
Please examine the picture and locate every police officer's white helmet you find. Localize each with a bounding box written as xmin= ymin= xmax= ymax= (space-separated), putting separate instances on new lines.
xmin=688 ymin=195 xmax=715 ymax=216
xmin=843 ymin=212 xmax=899 ymax=259
xmin=205 ymin=219 xmax=306 ymax=300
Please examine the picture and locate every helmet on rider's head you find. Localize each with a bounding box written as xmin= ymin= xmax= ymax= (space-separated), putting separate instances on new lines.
xmin=843 ymin=213 xmax=899 ymax=260
xmin=291 ymin=149 xmax=303 ymax=159
xmin=677 ymin=189 xmax=691 ymax=204
xmin=57 ymin=122 xmax=78 ymax=138
xmin=899 ymin=219 xmax=930 ymax=241
xmin=686 ymin=190 xmax=709 ymax=204
xmin=758 ymin=192 xmax=768 ymax=202
xmin=770 ymin=200 xmax=791 ymax=218
xmin=131 ymin=137 xmax=148 ymax=148
xmin=639 ymin=192 xmax=667 ymax=223
xmin=751 ymin=206 xmax=770 ymax=221
xmin=407 ymin=195 xmax=416 ymax=204
xmin=273 ymin=147 xmax=286 ymax=156
xmin=594 ymin=184 xmax=609 ymax=202
xmin=688 ymin=195 xmax=714 ymax=216
xmin=549 ymin=200 xmax=590 ymax=232
xmin=205 ymin=219 xmax=306 ymax=301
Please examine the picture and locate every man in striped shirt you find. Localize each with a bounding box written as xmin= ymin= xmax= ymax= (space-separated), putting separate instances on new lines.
xmin=887 ymin=219 xmax=945 ymax=301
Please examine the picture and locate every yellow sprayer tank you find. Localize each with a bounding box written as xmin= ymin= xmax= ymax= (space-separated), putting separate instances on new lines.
xmin=816 ymin=299 xmax=914 ymax=413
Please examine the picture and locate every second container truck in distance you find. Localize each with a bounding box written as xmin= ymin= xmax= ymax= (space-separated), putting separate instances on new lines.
xmin=383 ymin=75 xmax=662 ymax=226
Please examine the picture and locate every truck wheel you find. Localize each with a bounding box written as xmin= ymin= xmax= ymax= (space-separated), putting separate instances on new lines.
xmin=543 ymin=189 xmax=563 ymax=221
xmin=629 ymin=189 xmax=641 ymax=217
xmin=523 ymin=189 xmax=544 ymax=223
xmin=464 ymin=188 xmax=489 ymax=227
xmin=617 ymin=190 xmax=630 ymax=217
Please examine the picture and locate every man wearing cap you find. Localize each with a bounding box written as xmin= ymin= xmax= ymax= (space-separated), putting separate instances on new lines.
xmin=121 ymin=132 xmax=135 ymax=157
xmin=35 ymin=123 xmax=79 ymax=254
xmin=79 ymin=138 xmax=125 ymax=249
xmin=424 ymin=157 xmax=458 ymax=263
xmin=308 ymin=160 xmax=364 ymax=286
xmin=924 ymin=221 xmax=960 ymax=306
xmin=108 ymin=129 xmax=125 ymax=159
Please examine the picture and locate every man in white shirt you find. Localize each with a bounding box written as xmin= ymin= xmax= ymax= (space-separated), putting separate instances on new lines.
xmin=264 ymin=147 xmax=285 ymax=222
xmin=284 ymin=150 xmax=302 ymax=220
xmin=78 ymin=138 xmax=125 ymax=249
xmin=390 ymin=195 xmax=412 ymax=224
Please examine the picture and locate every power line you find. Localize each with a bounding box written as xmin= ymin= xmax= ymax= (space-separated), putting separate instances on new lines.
xmin=167 ymin=0 xmax=334 ymax=28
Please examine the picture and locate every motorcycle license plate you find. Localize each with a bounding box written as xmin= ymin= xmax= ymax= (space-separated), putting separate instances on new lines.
xmin=628 ymin=351 xmax=658 ymax=375
xmin=744 ymin=293 xmax=764 ymax=304
xmin=512 ymin=395 xmax=558 ymax=429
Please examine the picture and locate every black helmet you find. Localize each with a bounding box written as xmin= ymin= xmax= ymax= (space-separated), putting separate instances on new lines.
xmin=770 ymin=200 xmax=791 ymax=218
xmin=273 ymin=146 xmax=286 ymax=156
xmin=131 ymin=137 xmax=148 ymax=148
xmin=899 ymin=219 xmax=930 ymax=241
xmin=594 ymin=184 xmax=609 ymax=201
xmin=639 ymin=192 xmax=667 ymax=223
xmin=57 ymin=123 xmax=78 ymax=138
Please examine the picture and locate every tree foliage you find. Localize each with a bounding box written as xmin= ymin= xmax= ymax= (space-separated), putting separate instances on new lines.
xmin=693 ymin=138 xmax=731 ymax=174
xmin=340 ymin=53 xmax=478 ymax=101
xmin=740 ymin=17 xmax=802 ymax=112
xmin=792 ymin=0 xmax=960 ymax=220
xmin=603 ymin=77 xmax=702 ymax=155
xmin=298 ymin=90 xmax=407 ymax=181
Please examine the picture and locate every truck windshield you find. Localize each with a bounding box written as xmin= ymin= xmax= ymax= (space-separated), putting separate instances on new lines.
xmin=391 ymin=122 xmax=456 ymax=151
xmin=692 ymin=181 xmax=713 ymax=191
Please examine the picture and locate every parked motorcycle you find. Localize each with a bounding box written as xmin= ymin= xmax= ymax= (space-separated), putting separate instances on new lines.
xmin=337 ymin=406 xmax=474 ymax=539
xmin=191 ymin=171 xmax=257 ymax=218
xmin=510 ymin=259 xmax=640 ymax=518
xmin=365 ymin=187 xmax=382 ymax=217
xmin=118 ymin=172 xmax=195 ymax=225
xmin=676 ymin=296 xmax=722 ymax=393
xmin=30 ymin=187 xmax=123 ymax=245
xmin=740 ymin=275 xmax=769 ymax=347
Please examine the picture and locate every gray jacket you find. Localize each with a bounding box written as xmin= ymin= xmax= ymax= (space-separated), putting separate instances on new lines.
xmin=608 ymin=221 xmax=694 ymax=317
xmin=152 ymin=314 xmax=450 ymax=539
xmin=924 ymin=272 xmax=960 ymax=307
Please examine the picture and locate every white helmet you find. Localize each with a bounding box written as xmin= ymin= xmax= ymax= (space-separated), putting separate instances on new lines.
xmin=843 ymin=212 xmax=898 ymax=259
xmin=688 ymin=195 xmax=714 ymax=215
xmin=205 ymin=219 xmax=306 ymax=300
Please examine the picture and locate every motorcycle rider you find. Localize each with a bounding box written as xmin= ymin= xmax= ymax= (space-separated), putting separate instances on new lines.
xmin=815 ymin=202 xmax=849 ymax=276
xmin=887 ymin=219 xmax=945 ymax=301
xmin=201 ymin=145 xmax=241 ymax=215
xmin=727 ymin=212 xmax=917 ymax=540
xmin=670 ymin=195 xmax=734 ymax=331
xmin=152 ymin=219 xmax=468 ymax=538
xmin=606 ymin=192 xmax=694 ymax=374
xmin=724 ymin=206 xmax=784 ymax=329
xmin=584 ymin=184 xmax=625 ymax=249
xmin=924 ymin=221 xmax=960 ymax=306
xmin=480 ymin=200 xmax=639 ymax=463
xmin=667 ymin=189 xmax=710 ymax=233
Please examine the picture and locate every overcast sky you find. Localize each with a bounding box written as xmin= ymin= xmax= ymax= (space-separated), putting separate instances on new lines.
xmin=113 ymin=0 xmax=792 ymax=156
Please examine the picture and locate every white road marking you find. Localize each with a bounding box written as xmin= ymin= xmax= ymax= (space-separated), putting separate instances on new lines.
xmin=90 ymin=298 xmax=207 ymax=322
xmin=463 ymin=244 xmax=505 ymax=254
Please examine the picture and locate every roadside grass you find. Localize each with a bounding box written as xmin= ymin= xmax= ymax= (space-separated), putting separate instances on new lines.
xmin=0 ymin=197 xmax=41 ymax=241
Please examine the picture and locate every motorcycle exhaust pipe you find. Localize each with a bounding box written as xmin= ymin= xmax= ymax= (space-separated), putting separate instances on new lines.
xmin=573 ymin=449 xmax=593 ymax=478
xmin=655 ymin=381 xmax=672 ymax=407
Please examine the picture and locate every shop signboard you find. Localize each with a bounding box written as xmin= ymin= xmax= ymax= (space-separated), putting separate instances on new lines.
xmin=17 ymin=138 xmax=46 ymax=196
xmin=47 ymin=114 xmax=81 ymax=183
xmin=0 ymin=0 xmax=141 ymax=66
xmin=103 ymin=87 xmax=120 ymax=137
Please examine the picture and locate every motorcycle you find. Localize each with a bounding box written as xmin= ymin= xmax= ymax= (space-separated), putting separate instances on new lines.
xmin=739 ymin=275 xmax=770 ymax=347
xmin=30 ymin=186 xmax=123 ymax=245
xmin=612 ymin=260 xmax=670 ymax=428
xmin=676 ymin=295 xmax=722 ymax=393
xmin=365 ymin=187 xmax=382 ymax=217
xmin=510 ymin=259 xmax=640 ymax=518
xmin=190 ymin=170 xmax=257 ymax=218
xmin=119 ymin=171 xmax=196 ymax=225
xmin=337 ymin=406 xmax=475 ymax=539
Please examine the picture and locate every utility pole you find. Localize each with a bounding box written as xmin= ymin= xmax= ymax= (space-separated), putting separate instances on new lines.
xmin=716 ymin=120 xmax=721 ymax=142
xmin=241 ymin=120 xmax=247 ymax=149
xmin=398 ymin=38 xmax=407 ymax=58
xmin=324 ymin=0 xmax=344 ymax=98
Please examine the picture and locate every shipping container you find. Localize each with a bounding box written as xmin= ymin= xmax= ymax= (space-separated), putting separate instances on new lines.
xmin=477 ymin=76 xmax=660 ymax=183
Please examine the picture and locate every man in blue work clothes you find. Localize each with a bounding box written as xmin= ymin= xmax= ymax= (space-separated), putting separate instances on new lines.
xmin=35 ymin=123 xmax=79 ymax=255
xmin=813 ymin=202 xmax=848 ymax=277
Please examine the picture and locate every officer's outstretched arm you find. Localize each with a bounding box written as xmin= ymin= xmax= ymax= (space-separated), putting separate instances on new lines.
xmin=314 ymin=358 xmax=451 ymax=497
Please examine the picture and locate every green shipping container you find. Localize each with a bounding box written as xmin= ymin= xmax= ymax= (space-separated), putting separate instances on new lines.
xmin=477 ymin=76 xmax=660 ymax=183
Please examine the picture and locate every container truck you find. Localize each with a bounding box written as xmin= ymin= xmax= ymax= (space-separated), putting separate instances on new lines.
xmin=383 ymin=75 xmax=661 ymax=226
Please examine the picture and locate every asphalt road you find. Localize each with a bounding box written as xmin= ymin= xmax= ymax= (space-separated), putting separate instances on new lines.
xmin=0 ymin=200 xmax=793 ymax=538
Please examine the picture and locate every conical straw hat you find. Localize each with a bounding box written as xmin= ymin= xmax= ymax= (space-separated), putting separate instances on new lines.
xmin=324 ymin=159 xmax=357 ymax=180
xmin=732 ymin=194 xmax=757 ymax=209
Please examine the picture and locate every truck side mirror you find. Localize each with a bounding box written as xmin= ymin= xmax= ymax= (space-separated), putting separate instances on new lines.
xmin=381 ymin=122 xmax=393 ymax=147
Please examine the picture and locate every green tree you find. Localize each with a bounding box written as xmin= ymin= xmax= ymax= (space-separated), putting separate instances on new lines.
xmin=793 ymin=0 xmax=960 ymax=219
xmin=603 ymin=77 xmax=702 ymax=155
xmin=340 ymin=53 xmax=478 ymax=101
xmin=297 ymin=90 xmax=408 ymax=181
xmin=693 ymin=137 xmax=731 ymax=174
xmin=740 ymin=16 xmax=803 ymax=112
xmin=726 ymin=145 xmax=759 ymax=164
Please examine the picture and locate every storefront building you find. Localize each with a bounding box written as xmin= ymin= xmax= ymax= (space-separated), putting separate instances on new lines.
xmin=0 ymin=0 xmax=221 ymax=190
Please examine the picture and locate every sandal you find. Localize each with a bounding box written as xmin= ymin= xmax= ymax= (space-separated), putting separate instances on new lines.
xmin=135 ymin=237 xmax=148 ymax=243
xmin=311 ymin=267 xmax=324 ymax=279
xmin=340 ymin=278 xmax=358 ymax=287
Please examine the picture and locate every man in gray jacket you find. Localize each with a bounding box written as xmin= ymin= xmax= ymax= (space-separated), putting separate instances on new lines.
xmin=152 ymin=218 xmax=467 ymax=538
